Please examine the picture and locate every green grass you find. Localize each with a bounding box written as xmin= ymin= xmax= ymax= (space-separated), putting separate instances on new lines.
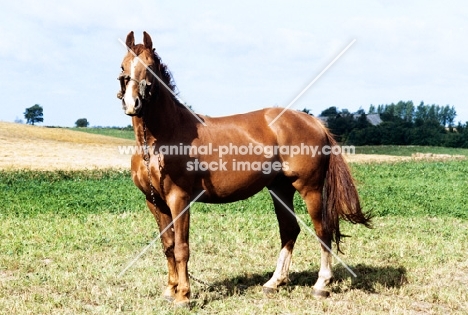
xmin=351 ymin=161 xmax=468 ymax=218
xmin=3 ymin=161 xmax=466 ymax=219
xmin=3 ymin=212 xmax=466 ymax=314
xmin=70 ymin=127 xmax=135 ymax=140
xmin=0 ymin=169 xmax=145 ymax=217
xmin=355 ymin=145 xmax=468 ymax=156
xmin=1 ymin=161 xmax=468 ymax=314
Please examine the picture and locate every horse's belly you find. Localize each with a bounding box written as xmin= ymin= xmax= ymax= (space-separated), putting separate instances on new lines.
xmin=197 ymin=169 xmax=278 ymax=203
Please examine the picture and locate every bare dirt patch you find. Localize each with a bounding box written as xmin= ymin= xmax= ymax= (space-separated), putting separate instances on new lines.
xmin=344 ymin=152 xmax=465 ymax=164
xmin=0 ymin=122 xmax=134 ymax=170
xmin=344 ymin=154 xmax=411 ymax=164
xmin=410 ymin=152 xmax=465 ymax=161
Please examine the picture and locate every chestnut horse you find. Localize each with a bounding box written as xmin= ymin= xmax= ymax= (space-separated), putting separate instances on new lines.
xmin=118 ymin=31 xmax=371 ymax=306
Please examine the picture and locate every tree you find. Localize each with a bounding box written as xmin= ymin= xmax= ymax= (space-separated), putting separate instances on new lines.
xmin=446 ymin=105 xmax=457 ymax=131
xmin=377 ymin=104 xmax=385 ymax=114
xmin=326 ymin=109 xmax=354 ymax=142
xmin=427 ymin=104 xmax=437 ymax=122
xmin=403 ymin=101 xmax=415 ymax=122
xmin=301 ymin=108 xmax=312 ymax=115
xmin=355 ymin=113 xmax=370 ymax=129
xmin=24 ymin=104 xmax=43 ymax=125
xmin=356 ymin=108 xmax=366 ymax=115
xmin=415 ymin=101 xmax=428 ymax=121
xmin=75 ymin=118 xmax=89 ymax=128
xmin=320 ymin=106 xmax=338 ymax=117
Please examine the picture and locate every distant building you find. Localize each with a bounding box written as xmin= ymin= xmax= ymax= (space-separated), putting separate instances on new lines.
xmin=366 ymin=114 xmax=382 ymax=126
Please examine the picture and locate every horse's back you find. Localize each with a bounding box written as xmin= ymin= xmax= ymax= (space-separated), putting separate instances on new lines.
xmin=199 ymin=107 xmax=328 ymax=145
xmin=192 ymin=108 xmax=331 ymax=200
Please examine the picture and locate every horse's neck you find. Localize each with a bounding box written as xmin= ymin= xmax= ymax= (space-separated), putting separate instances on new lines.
xmin=132 ymin=96 xmax=185 ymax=145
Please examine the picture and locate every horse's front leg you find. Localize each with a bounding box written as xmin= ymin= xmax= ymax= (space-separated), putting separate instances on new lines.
xmin=164 ymin=192 xmax=191 ymax=307
xmin=145 ymin=199 xmax=178 ymax=302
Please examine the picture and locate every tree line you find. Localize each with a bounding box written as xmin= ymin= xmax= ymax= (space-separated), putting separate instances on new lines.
xmin=315 ymin=101 xmax=468 ymax=148
xmin=21 ymin=102 xmax=468 ymax=148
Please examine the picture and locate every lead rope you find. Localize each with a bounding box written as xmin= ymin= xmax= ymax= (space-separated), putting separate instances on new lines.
xmin=141 ymin=121 xmax=222 ymax=295
xmin=142 ymin=121 xmax=162 ymax=227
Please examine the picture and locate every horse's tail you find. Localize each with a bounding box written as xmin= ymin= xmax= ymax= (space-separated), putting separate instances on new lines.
xmin=322 ymin=130 xmax=372 ymax=253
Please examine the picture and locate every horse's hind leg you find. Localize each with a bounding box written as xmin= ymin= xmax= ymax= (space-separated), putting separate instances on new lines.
xmin=263 ymin=181 xmax=299 ymax=294
xmin=299 ymin=188 xmax=333 ymax=298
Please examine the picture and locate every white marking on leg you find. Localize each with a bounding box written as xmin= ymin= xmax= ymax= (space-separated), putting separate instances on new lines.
xmin=263 ymin=246 xmax=293 ymax=289
xmin=313 ymin=245 xmax=332 ymax=291
xmin=269 ymin=190 xmax=356 ymax=277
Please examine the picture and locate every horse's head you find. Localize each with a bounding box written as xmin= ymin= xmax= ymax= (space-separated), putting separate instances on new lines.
xmin=118 ymin=31 xmax=159 ymax=116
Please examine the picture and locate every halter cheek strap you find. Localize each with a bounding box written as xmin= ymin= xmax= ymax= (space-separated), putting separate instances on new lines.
xmin=138 ymin=79 xmax=150 ymax=100
xmin=117 ymin=73 xmax=130 ymax=99
xmin=117 ymin=72 xmax=158 ymax=101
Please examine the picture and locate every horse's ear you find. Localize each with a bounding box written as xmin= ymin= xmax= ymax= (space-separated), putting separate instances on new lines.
xmin=125 ymin=31 xmax=135 ymax=49
xmin=143 ymin=31 xmax=153 ymax=50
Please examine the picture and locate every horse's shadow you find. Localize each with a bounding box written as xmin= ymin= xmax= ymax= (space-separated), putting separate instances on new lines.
xmin=191 ymin=264 xmax=407 ymax=304
xmin=327 ymin=263 xmax=408 ymax=293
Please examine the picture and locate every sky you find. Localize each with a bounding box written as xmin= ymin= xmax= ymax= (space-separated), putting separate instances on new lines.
xmin=0 ymin=0 xmax=467 ymax=127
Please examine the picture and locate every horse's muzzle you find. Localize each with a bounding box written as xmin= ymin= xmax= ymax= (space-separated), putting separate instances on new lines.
xmin=123 ymin=96 xmax=142 ymax=116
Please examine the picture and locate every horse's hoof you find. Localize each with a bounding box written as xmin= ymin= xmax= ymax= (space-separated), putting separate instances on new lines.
xmin=263 ymin=286 xmax=277 ymax=296
xmin=312 ymin=288 xmax=330 ymax=298
xmin=173 ymin=300 xmax=190 ymax=309
xmin=163 ymin=295 xmax=175 ymax=303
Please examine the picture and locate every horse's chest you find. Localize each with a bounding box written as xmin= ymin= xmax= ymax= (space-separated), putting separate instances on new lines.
xmin=131 ymin=154 xmax=162 ymax=194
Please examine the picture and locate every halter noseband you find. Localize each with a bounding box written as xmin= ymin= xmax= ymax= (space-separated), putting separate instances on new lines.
xmin=117 ymin=68 xmax=157 ymax=101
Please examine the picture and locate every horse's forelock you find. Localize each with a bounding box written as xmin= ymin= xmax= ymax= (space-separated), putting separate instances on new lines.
xmin=131 ymin=44 xmax=149 ymax=57
xmin=128 ymin=44 xmax=178 ymax=95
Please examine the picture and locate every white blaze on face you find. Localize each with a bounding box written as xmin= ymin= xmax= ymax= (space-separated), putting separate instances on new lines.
xmin=124 ymin=57 xmax=140 ymax=114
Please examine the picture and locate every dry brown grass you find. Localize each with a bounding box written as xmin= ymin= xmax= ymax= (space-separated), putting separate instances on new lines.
xmin=344 ymin=154 xmax=412 ymax=164
xmin=345 ymin=153 xmax=465 ymax=164
xmin=0 ymin=122 xmax=134 ymax=170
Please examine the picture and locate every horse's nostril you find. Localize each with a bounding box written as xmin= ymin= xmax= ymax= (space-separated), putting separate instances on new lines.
xmin=134 ymin=97 xmax=141 ymax=111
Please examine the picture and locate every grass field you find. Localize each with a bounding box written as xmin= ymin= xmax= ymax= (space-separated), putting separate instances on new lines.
xmin=70 ymin=127 xmax=135 ymax=140
xmin=1 ymin=160 xmax=467 ymax=314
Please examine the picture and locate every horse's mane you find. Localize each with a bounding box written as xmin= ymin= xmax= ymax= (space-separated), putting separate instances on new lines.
xmin=131 ymin=44 xmax=178 ymax=92
xmin=153 ymin=50 xmax=178 ymax=96
xmin=132 ymin=44 xmax=185 ymax=108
